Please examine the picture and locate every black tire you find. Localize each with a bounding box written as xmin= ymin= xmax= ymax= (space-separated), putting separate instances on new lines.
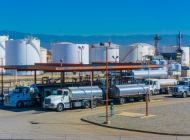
xmin=57 ymin=103 xmax=64 ymax=112
xmin=134 ymin=98 xmax=139 ymax=102
xmin=143 ymin=96 xmax=146 ymax=101
xmin=92 ymin=100 xmax=98 ymax=108
xmin=172 ymin=95 xmax=176 ymax=97
xmin=119 ymin=98 xmax=125 ymax=105
xmin=182 ymin=92 xmax=187 ymax=98
xmin=16 ymin=101 xmax=24 ymax=108
xmin=83 ymin=101 xmax=90 ymax=109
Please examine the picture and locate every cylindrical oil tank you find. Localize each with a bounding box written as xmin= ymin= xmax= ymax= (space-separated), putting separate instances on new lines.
xmin=168 ymin=64 xmax=175 ymax=71
xmin=89 ymin=43 xmax=119 ymax=63
xmin=68 ymin=86 xmax=103 ymax=99
xmin=132 ymin=70 xmax=167 ymax=78
xmin=175 ymin=63 xmax=181 ymax=71
xmin=40 ymin=47 xmax=47 ymax=63
xmin=0 ymin=36 xmax=9 ymax=74
xmin=52 ymin=42 xmax=89 ymax=64
xmin=120 ymin=43 xmax=149 ymax=63
xmin=109 ymin=85 xmax=149 ymax=98
xmin=5 ymin=38 xmax=40 ymax=75
xmin=151 ymin=60 xmax=159 ymax=65
xmin=159 ymin=79 xmax=177 ymax=87
xmin=160 ymin=60 xmax=167 ymax=71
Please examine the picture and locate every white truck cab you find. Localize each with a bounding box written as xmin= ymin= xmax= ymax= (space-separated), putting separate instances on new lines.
xmin=44 ymin=89 xmax=71 ymax=111
xmin=144 ymin=79 xmax=160 ymax=95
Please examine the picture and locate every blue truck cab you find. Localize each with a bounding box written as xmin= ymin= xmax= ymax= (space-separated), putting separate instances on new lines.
xmin=172 ymin=80 xmax=190 ymax=98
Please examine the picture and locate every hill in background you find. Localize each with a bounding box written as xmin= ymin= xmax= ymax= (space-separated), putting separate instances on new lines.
xmin=1 ymin=30 xmax=190 ymax=51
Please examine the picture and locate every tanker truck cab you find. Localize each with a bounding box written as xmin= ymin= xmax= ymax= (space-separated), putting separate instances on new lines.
xmin=172 ymin=80 xmax=190 ymax=98
xmin=4 ymin=87 xmax=37 ymax=108
xmin=144 ymin=79 xmax=160 ymax=95
xmin=44 ymin=89 xmax=71 ymax=112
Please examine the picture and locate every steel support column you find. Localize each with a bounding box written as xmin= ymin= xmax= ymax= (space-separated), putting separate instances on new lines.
xmin=1 ymin=68 xmax=3 ymax=101
xmin=120 ymin=70 xmax=122 ymax=85
xmin=62 ymin=72 xmax=65 ymax=88
xmin=34 ymin=70 xmax=36 ymax=84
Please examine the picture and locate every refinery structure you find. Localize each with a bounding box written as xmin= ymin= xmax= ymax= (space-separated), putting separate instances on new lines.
xmin=0 ymin=31 xmax=189 ymax=77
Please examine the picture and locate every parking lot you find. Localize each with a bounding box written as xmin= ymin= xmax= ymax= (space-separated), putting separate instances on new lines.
xmin=0 ymin=94 xmax=190 ymax=139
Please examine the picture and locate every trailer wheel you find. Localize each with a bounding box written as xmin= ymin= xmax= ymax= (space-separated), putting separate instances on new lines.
xmin=134 ymin=98 xmax=139 ymax=102
xmin=182 ymin=92 xmax=187 ymax=98
xmin=172 ymin=95 xmax=176 ymax=97
xmin=92 ymin=100 xmax=98 ymax=108
xmin=84 ymin=101 xmax=90 ymax=109
xmin=57 ymin=104 xmax=64 ymax=112
xmin=119 ymin=98 xmax=125 ymax=105
xmin=16 ymin=101 xmax=24 ymax=108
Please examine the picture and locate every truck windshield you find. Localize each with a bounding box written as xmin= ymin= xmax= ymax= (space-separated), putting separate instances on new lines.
xmin=177 ymin=82 xmax=185 ymax=85
xmin=144 ymin=81 xmax=153 ymax=85
xmin=52 ymin=90 xmax=62 ymax=95
xmin=14 ymin=88 xmax=23 ymax=93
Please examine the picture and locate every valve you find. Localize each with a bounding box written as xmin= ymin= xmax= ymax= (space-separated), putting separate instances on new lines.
xmin=110 ymin=102 xmax=114 ymax=116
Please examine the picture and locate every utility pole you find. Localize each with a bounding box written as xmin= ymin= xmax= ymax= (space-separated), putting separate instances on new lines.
xmin=101 ymin=39 xmax=111 ymax=124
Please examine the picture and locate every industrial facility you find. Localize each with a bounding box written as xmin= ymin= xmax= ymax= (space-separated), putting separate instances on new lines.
xmin=0 ymin=31 xmax=189 ymax=78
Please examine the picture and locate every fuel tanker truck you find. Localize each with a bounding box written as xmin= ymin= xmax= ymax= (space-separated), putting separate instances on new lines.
xmin=144 ymin=79 xmax=177 ymax=95
xmin=44 ymin=84 xmax=149 ymax=112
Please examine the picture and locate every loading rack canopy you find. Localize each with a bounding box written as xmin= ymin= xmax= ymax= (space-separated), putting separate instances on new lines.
xmin=0 ymin=63 xmax=167 ymax=72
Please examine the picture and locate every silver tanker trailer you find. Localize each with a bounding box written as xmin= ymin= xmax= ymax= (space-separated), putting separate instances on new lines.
xmin=44 ymin=85 xmax=149 ymax=112
xmin=108 ymin=84 xmax=148 ymax=104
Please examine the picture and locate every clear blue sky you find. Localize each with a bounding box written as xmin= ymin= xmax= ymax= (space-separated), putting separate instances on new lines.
xmin=0 ymin=0 xmax=189 ymax=36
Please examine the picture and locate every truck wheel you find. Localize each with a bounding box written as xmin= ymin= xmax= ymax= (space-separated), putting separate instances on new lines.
xmin=84 ymin=101 xmax=90 ymax=109
xmin=92 ymin=100 xmax=97 ymax=108
xmin=17 ymin=101 xmax=24 ymax=108
xmin=57 ymin=104 xmax=64 ymax=112
xmin=150 ymin=90 xmax=153 ymax=96
xmin=119 ymin=98 xmax=125 ymax=105
xmin=182 ymin=92 xmax=187 ymax=98
xmin=134 ymin=98 xmax=139 ymax=102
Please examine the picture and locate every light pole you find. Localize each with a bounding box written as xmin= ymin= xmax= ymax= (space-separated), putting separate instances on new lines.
xmin=112 ymin=56 xmax=119 ymax=62
xmin=54 ymin=40 xmax=57 ymax=63
xmin=78 ymin=46 xmax=85 ymax=64
xmin=102 ymin=39 xmax=111 ymax=124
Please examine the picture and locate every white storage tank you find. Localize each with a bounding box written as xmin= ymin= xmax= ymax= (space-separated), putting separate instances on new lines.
xmin=89 ymin=43 xmax=119 ymax=63
xmin=175 ymin=63 xmax=181 ymax=71
xmin=0 ymin=36 xmax=9 ymax=74
xmin=151 ymin=60 xmax=159 ymax=65
xmin=120 ymin=43 xmax=149 ymax=63
xmin=52 ymin=42 xmax=89 ymax=64
xmin=40 ymin=47 xmax=47 ymax=63
xmin=160 ymin=60 xmax=167 ymax=71
xmin=5 ymin=38 xmax=40 ymax=75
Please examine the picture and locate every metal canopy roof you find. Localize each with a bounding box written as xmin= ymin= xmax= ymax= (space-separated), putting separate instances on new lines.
xmin=0 ymin=63 xmax=167 ymax=72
